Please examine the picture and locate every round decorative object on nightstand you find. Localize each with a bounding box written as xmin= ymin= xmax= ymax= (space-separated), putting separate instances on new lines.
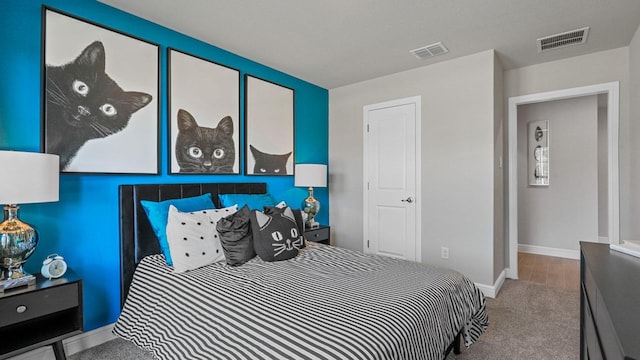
xmin=41 ymin=254 xmax=67 ymax=279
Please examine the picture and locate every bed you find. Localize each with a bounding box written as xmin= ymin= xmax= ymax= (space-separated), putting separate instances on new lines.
xmin=114 ymin=182 xmax=488 ymax=360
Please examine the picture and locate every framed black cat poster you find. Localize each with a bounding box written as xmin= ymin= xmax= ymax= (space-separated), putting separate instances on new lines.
xmin=245 ymin=75 xmax=295 ymax=176
xmin=42 ymin=7 xmax=159 ymax=174
xmin=168 ymin=49 xmax=240 ymax=174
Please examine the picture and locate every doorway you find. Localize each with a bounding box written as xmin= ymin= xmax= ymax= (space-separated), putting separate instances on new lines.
xmin=363 ymin=96 xmax=422 ymax=261
xmin=506 ymin=82 xmax=620 ymax=279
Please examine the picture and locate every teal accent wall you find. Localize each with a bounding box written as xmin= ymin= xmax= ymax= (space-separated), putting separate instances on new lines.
xmin=0 ymin=0 xmax=328 ymax=331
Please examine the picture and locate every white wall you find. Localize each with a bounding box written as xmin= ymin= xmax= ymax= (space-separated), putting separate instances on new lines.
xmin=630 ymin=24 xmax=640 ymax=240
xmin=504 ymin=47 xmax=632 ymax=241
xmin=517 ymin=96 xmax=599 ymax=251
xmin=329 ymin=50 xmax=498 ymax=286
xmin=329 ymin=43 xmax=636 ymax=287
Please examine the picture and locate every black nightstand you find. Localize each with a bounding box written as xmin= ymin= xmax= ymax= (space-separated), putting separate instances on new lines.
xmin=304 ymin=225 xmax=330 ymax=245
xmin=0 ymin=271 xmax=83 ymax=360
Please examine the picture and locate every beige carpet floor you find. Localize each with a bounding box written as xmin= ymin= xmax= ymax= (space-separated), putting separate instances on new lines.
xmin=445 ymin=279 xmax=580 ymax=359
xmin=71 ymin=279 xmax=580 ymax=360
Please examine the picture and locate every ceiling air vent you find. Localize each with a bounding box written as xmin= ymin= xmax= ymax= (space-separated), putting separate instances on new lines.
xmin=410 ymin=42 xmax=449 ymax=59
xmin=537 ymin=27 xmax=590 ymax=52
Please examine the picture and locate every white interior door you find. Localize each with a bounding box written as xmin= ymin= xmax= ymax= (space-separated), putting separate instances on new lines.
xmin=363 ymin=96 xmax=421 ymax=261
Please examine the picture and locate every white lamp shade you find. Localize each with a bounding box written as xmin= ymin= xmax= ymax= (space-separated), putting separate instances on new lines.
xmin=295 ymin=164 xmax=327 ymax=188
xmin=0 ymin=151 xmax=60 ymax=204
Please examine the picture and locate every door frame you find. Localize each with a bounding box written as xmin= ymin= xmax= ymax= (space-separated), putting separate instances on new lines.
xmin=362 ymin=95 xmax=422 ymax=261
xmin=507 ymin=82 xmax=619 ymax=279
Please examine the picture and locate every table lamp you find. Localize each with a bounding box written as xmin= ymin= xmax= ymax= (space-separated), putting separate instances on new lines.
xmin=294 ymin=164 xmax=327 ymax=229
xmin=0 ymin=151 xmax=59 ymax=288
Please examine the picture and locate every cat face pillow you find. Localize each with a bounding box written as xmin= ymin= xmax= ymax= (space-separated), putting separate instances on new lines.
xmin=175 ymin=109 xmax=236 ymax=173
xmin=250 ymin=207 xmax=303 ymax=261
xmin=263 ymin=204 xmax=305 ymax=248
xmin=45 ymin=40 xmax=152 ymax=170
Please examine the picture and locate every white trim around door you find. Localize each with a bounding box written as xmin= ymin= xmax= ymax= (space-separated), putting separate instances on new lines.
xmin=507 ymin=82 xmax=620 ymax=279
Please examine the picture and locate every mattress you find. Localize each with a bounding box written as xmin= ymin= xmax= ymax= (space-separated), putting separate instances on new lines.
xmin=114 ymin=243 xmax=487 ymax=360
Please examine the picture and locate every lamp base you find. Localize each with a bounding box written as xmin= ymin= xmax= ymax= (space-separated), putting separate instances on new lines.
xmin=0 ymin=265 xmax=31 ymax=280
xmin=1 ymin=204 xmax=39 ymax=282
xmin=301 ymin=187 xmax=321 ymax=230
xmin=308 ymin=221 xmax=320 ymax=229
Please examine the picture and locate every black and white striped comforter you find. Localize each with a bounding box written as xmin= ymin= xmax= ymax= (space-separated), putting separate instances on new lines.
xmin=114 ymin=243 xmax=488 ymax=360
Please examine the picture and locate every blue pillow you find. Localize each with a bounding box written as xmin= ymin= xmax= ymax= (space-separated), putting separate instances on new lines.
xmin=140 ymin=193 xmax=215 ymax=265
xmin=219 ymin=193 xmax=276 ymax=210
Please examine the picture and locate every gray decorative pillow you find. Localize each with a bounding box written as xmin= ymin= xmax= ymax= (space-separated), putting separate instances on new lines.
xmin=263 ymin=203 xmax=305 ymax=248
xmin=250 ymin=207 xmax=303 ymax=262
xmin=216 ymin=205 xmax=256 ymax=266
xmin=165 ymin=204 xmax=238 ymax=273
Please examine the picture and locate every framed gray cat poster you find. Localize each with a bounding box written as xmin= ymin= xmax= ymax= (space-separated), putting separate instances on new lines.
xmin=245 ymin=75 xmax=295 ymax=176
xmin=168 ymin=48 xmax=240 ymax=174
xmin=42 ymin=7 xmax=160 ymax=174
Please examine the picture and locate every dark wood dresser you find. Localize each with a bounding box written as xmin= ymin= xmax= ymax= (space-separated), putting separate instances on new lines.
xmin=580 ymin=241 xmax=640 ymax=360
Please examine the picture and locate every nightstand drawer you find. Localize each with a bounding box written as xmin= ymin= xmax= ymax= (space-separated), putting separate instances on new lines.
xmin=305 ymin=227 xmax=330 ymax=243
xmin=0 ymin=283 xmax=79 ymax=327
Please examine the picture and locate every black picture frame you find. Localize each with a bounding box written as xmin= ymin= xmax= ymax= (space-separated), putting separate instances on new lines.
xmin=41 ymin=7 xmax=160 ymax=174
xmin=244 ymin=75 xmax=295 ymax=176
xmin=168 ymin=48 xmax=240 ymax=174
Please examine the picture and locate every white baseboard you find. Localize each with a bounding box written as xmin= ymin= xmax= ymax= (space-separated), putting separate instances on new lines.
xmin=8 ymin=324 xmax=116 ymax=360
xmin=518 ymin=244 xmax=580 ymax=260
xmin=474 ymin=269 xmax=506 ymax=299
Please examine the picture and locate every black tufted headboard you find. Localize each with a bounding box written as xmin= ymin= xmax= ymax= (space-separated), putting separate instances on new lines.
xmin=118 ymin=182 xmax=267 ymax=307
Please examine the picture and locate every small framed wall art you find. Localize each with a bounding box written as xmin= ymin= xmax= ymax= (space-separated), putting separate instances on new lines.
xmin=42 ymin=7 xmax=159 ymax=174
xmin=244 ymin=75 xmax=295 ymax=176
xmin=528 ymin=119 xmax=549 ymax=186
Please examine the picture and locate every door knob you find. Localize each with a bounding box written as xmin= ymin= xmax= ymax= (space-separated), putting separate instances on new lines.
xmin=401 ymin=197 xmax=414 ymax=203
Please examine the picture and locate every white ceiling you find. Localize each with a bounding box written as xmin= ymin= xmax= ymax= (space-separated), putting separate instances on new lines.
xmin=98 ymin=0 xmax=640 ymax=89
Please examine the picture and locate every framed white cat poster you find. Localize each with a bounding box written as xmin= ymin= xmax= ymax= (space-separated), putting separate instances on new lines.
xmin=41 ymin=7 xmax=160 ymax=174
xmin=528 ymin=119 xmax=550 ymax=186
xmin=245 ymin=75 xmax=295 ymax=176
xmin=168 ymin=48 xmax=240 ymax=174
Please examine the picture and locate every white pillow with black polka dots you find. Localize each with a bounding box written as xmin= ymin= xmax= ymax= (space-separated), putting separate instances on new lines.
xmin=166 ymin=204 xmax=238 ymax=273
